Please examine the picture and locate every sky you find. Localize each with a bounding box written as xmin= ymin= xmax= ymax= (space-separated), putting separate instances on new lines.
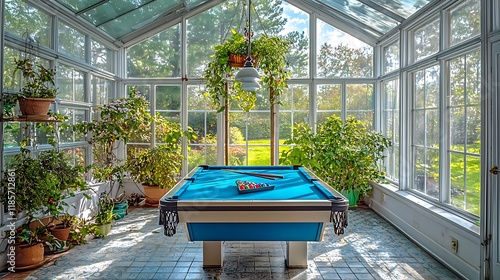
xmin=279 ymin=1 xmax=371 ymax=50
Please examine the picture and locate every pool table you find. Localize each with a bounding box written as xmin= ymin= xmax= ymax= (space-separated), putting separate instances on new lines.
xmin=159 ymin=165 xmax=348 ymax=268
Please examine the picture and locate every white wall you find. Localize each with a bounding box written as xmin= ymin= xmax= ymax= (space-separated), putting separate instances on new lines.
xmin=366 ymin=183 xmax=480 ymax=279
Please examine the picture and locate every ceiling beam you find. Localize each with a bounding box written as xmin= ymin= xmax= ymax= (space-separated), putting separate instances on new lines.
xmin=75 ymin=0 xmax=110 ymax=16
xmin=355 ymin=0 xmax=405 ymax=22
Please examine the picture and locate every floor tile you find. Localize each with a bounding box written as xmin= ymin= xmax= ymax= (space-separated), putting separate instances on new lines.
xmin=4 ymin=207 xmax=461 ymax=280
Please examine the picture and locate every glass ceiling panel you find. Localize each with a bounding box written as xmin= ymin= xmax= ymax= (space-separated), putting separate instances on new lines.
xmin=96 ymin=1 xmax=183 ymax=39
xmin=318 ymin=0 xmax=400 ymax=33
xmin=81 ymin=0 xmax=158 ymax=26
xmin=51 ymin=0 xmax=430 ymax=43
xmin=368 ymin=0 xmax=430 ymax=18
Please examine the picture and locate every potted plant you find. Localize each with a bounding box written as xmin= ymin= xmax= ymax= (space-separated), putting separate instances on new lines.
xmin=127 ymin=145 xmax=183 ymax=205
xmin=127 ymin=116 xmax=189 ymax=205
xmin=0 ymin=147 xmax=87 ymax=224
xmin=10 ymin=222 xmax=48 ymax=268
xmin=74 ymin=88 xmax=153 ymax=194
xmin=14 ymin=57 xmax=58 ymax=116
xmin=204 ymin=29 xmax=291 ymax=112
xmin=94 ymin=193 xmax=115 ymax=237
xmin=69 ymin=216 xmax=99 ymax=245
xmin=44 ymin=232 xmax=70 ymax=255
xmin=49 ymin=213 xmax=74 ymax=241
xmin=280 ymin=115 xmax=392 ymax=206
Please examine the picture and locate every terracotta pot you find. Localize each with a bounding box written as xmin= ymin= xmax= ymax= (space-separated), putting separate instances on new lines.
xmin=50 ymin=225 xmax=71 ymax=241
xmin=229 ymin=54 xmax=258 ymax=68
xmin=142 ymin=185 xmax=170 ymax=205
xmin=29 ymin=216 xmax=53 ymax=231
xmin=229 ymin=54 xmax=247 ymax=68
xmin=14 ymin=243 xmax=44 ymax=268
xmin=18 ymin=97 xmax=55 ymax=116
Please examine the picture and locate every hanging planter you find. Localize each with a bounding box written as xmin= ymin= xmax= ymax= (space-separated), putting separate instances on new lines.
xmin=229 ymin=54 xmax=258 ymax=68
xmin=204 ymin=29 xmax=291 ymax=112
xmin=229 ymin=54 xmax=247 ymax=68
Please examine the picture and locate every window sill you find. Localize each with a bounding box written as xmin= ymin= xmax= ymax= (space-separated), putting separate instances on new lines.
xmin=369 ymin=182 xmax=480 ymax=236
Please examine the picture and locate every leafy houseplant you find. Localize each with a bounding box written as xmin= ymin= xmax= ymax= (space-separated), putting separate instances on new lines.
xmin=280 ymin=115 xmax=392 ymax=206
xmin=94 ymin=193 xmax=115 ymax=237
xmin=74 ymin=88 xmax=153 ymax=192
xmin=0 ymin=148 xmax=87 ymax=219
xmin=204 ymin=29 xmax=291 ymax=112
xmin=10 ymin=222 xmax=48 ymax=267
xmin=127 ymin=116 xmax=194 ymax=204
xmin=14 ymin=57 xmax=58 ymax=116
xmin=127 ymin=145 xmax=183 ymax=188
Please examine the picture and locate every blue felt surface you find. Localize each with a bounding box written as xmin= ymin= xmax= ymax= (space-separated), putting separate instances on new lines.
xmin=175 ymin=166 xmax=334 ymax=201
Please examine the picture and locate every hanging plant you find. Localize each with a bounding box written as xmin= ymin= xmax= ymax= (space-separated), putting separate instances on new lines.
xmin=204 ymin=29 xmax=291 ymax=112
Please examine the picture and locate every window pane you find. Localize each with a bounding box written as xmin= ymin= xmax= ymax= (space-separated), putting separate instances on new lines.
xmin=447 ymin=49 xmax=481 ymax=215
xmin=317 ymin=19 xmax=373 ymax=78
xmin=127 ymin=25 xmax=181 ymax=78
xmin=280 ymin=2 xmax=309 ymax=78
xmin=413 ymin=18 xmax=439 ymax=62
xmin=412 ymin=65 xmax=440 ymax=198
xmin=156 ymin=86 xmax=182 ymax=142
xmin=5 ymin=0 xmax=51 ymax=48
xmin=229 ymin=112 xmax=270 ymax=166
xmin=450 ymin=107 xmax=466 ymax=152
xmin=450 ymin=0 xmax=480 ymax=47
xmin=383 ymin=40 xmax=400 ymax=74
xmin=465 ymin=155 xmax=481 ymax=215
xmin=317 ymin=84 xmax=341 ymax=123
xmin=92 ymin=40 xmax=114 ymax=72
xmin=62 ymin=147 xmax=86 ymax=167
xmin=57 ymin=65 xmax=85 ymax=102
xmin=279 ymin=84 xmax=310 ymax=144
xmin=3 ymin=123 xmax=22 ymax=148
xmin=382 ymin=79 xmax=400 ymax=182
xmin=156 ymin=85 xmax=181 ymax=111
xmin=3 ymin=47 xmax=22 ymax=92
xmin=346 ymin=84 xmax=373 ymax=128
xmin=58 ymin=21 xmax=85 ymax=61
xmin=186 ymin=1 xmax=242 ymax=78
xmin=187 ymin=85 xmax=218 ymax=170
xmin=319 ymin=0 xmax=399 ymax=33
xmin=91 ymin=76 xmax=114 ymax=106
xmin=59 ymin=107 xmax=86 ymax=143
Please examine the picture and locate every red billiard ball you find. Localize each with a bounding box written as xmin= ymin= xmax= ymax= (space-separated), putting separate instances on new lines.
xmin=239 ymin=186 xmax=245 ymax=190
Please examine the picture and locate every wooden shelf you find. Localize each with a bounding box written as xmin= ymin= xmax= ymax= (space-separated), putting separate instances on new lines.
xmin=2 ymin=115 xmax=61 ymax=122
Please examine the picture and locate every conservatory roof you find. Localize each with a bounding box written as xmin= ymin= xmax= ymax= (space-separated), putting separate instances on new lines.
xmin=49 ymin=0 xmax=432 ymax=45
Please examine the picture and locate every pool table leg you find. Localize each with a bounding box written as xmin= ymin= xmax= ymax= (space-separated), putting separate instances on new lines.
xmin=286 ymin=241 xmax=308 ymax=268
xmin=203 ymin=241 xmax=223 ymax=267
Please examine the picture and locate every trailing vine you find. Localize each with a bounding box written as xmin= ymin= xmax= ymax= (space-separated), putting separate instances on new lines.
xmin=204 ymin=29 xmax=291 ymax=112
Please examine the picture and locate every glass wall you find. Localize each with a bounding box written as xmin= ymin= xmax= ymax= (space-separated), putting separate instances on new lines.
xmin=1 ymin=0 xmax=483 ymax=222
xmin=379 ymin=0 xmax=481 ymax=216
xmin=1 ymin=0 xmax=117 ymax=194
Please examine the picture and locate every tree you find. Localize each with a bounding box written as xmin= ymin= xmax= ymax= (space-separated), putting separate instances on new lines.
xmin=317 ymin=43 xmax=373 ymax=77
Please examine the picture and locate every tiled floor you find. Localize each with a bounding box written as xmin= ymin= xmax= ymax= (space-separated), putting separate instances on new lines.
xmin=4 ymin=206 xmax=461 ymax=279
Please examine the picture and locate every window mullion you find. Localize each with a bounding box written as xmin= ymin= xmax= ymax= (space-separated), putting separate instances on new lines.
xmin=439 ymin=59 xmax=449 ymax=203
